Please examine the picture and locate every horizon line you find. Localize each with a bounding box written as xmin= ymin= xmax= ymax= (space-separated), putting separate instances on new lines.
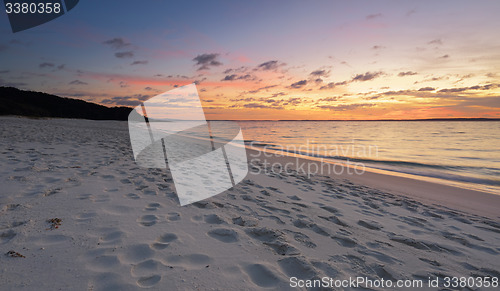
xmin=206 ymin=118 xmax=500 ymax=121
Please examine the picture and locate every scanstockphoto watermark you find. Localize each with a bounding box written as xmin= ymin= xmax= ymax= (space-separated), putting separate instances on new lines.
xmin=290 ymin=276 xmax=499 ymax=289
xmin=248 ymin=140 xmax=379 ymax=178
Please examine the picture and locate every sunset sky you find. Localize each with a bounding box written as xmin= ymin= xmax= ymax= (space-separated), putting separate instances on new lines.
xmin=1 ymin=0 xmax=499 ymax=120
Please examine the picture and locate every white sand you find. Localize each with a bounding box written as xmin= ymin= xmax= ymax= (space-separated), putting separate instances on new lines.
xmin=1 ymin=117 xmax=499 ymax=290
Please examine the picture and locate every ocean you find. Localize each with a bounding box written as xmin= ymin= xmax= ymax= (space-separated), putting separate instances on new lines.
xmin=227 ymin=121 xmax=500 ymax=194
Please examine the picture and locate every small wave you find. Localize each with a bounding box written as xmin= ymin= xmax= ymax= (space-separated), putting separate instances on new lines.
xmin=249 ymin=146 xmax=500 ymax=187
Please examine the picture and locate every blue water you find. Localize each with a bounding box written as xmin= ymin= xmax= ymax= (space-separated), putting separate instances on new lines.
xmin=226 ymin=121 xmax=500 ymax=194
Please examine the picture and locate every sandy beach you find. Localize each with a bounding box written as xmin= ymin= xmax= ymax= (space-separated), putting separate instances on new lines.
xmin=1 ymin=116 xmax=499 ymax=290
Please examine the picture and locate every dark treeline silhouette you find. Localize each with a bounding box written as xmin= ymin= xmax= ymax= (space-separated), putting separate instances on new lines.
xmin=0 ymin=87 xmax=132 ymax=120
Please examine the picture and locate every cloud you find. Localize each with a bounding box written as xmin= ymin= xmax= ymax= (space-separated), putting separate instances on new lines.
xmin=230 ymin=97 xmax=256 ymax=102
xmin=101 ymin=94 xmax=151 ymax=107
xmin=193 ymin=53 xmax=222 ymax=70
xmin=428 ymin=39 xmax=443 ymax=45
xmin=380 ymin=90 xmax=414 ymax=96
xmin=131 ymin=60 xmax=148 ymax=65
xmin=406 ymin=9 xmax=417 ymax=16
xmin=243 ymin=103 xmax=283 ymax=109
xmin=318 ymin=96 xmax=341 ymax=102
xmin=115 ymin=51 xmax=134 ymax=58
xmin=438 ymin=88 xmax=466 ymax=93
xmin=319 ymin=82 xmax=335 ymax=90
xmin=0 ymin=78 xmax=27 ymax=87
xmin=458 ymin=96 xmax=500 ymax=108
xmin=56 ymin=92 xmax=87 ymax=97
xmin=398 ymin=71 xmax=417 ymax=77
xmin=271 ymin=92 xmax=286 ymax=98
xmin=366 ymin=13 xmax=382 ymax=20
xmin=223 ymin=66 xmax=249 ymax=74
xmin=248 ymin=85 xmax=277 ymax=94
xmin=0 ymin=70 xmax=9 ymax=74
xmin=416 ymin=76 xmax=447 ymax=84
xmin=221 ymin=74 xmax=254 ymax=81
xmin=257 ymin=60 xmax=283 ymax=71
xmin=39 ymin=62 xmax=55 ymax=68
xmin=282 ymin=97 xmax=303 ymax=106
xmin=438 ymin=84 xmax=498 ymax=93
xmin=310 ymin=69 xmax=330 ymax=77
xmin=0 ymin=44 xmax=8 ymax=52
xmin=352 ymin=71 xmax=383 ymax=82
xmin=289 ymin=80 xmax=308 ymax=89
xmin=69 ymin=80 xmax=88 ymax=85
xmin=103 ymin=38 xmax=130 ymax=49
xmin=370 ymin=83 xmax=500 ymax=101
xmin=318 ymin=103 xmax=375 ymax=111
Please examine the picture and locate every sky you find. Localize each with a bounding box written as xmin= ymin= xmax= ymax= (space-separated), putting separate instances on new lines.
xmin=0 ymin=0 xmax=499 ymax=120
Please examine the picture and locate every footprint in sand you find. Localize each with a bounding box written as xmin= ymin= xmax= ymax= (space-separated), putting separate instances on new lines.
xmin=103 ymin=188 xmax=119 ymax=193
xmin=292 ymin=219 xmax=330 ymax=236
xmin=1 ymin=204 xmax=21 ymax=211
xmin=1 ymin=220 xmax=28 ymax=229
xmin=164 ymin=254 xmax=212 ymax=270
xmin=0 ymin=230 xmax=16 ymax=243
xmin=131 ymin=259 xmax=162 ymax=277
xmin=120 ymin=244 xmax=155 ymax=263
xmin=90 ymin=255 xmax=121 ymax=271
xmin=103 ymin=205 xmax=133 ymax=215
xmin=151 ymin=233 xmax=178 ymax=250
xmin=125 ymin=193 xmax=140 ymax=200
xmin=243 ymin=263 xmax=282 ymax=288
xmin=166 ymin=212 xmax=181 ymax=222
xmin=137 ymin=275 xmax=161 ymax=287
xmin=98 ymin=230 xmax=126 ymax=245
xmin=284 ymin=230 xmax=316 ymax=248
xmin=278 ymin=256 xmax=318 ymax=280
xmin=207 ymin=228 xmax=239 ymax=243
xmin=203 ymin=214 xmax=227 ymax=224
xmin=142 ymin=189 xmax=157 ymax=196
xmin=357 ymin=219 xmax=383 ymax=230
xmin=144 ymin=203 xmax=161 ymax=211
xmin=331 ymin=235 xmax=357 ymax=248
xmin=90 ymin=194 xmax=110 ymax=203
xmin=120 ymin=178 xmax=132 ymax=184
xmin=138 ymin=215 xmax=158 ymax=227
xmin=73 ymin=211 xmax=97 ymax=223
xmin=232 ymin=216 xmax=259 ymax=227
xmin=245 ymin=227 xmax=299 ymax=256
xmin=76 ymin=193 xmax=93 ymax=200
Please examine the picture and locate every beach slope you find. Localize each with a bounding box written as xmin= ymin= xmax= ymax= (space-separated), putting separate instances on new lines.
xmin=1 ymin=117 xmax=499 ymax=290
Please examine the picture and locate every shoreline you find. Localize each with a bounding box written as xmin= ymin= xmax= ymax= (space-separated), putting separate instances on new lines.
xmin=246 ymin=147 xmax=500 ymax=220
xmin=245 ymin=143 xmax=500 ymax=195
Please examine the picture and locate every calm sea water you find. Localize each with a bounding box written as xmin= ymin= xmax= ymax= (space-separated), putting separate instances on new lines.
xmin=228 ymin=121 xmax=500 ymax=194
